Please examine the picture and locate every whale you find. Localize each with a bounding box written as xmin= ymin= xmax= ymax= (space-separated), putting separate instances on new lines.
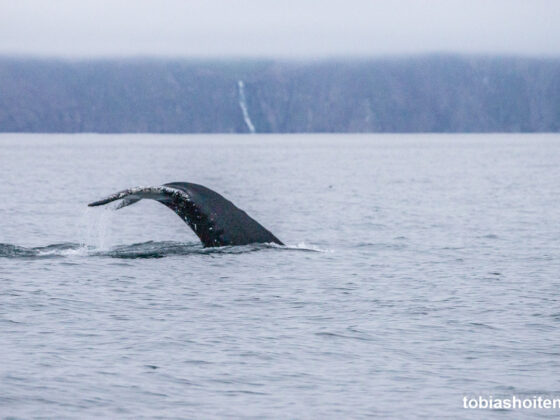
xmin=88 ymin=182 xmax=283 ymax=247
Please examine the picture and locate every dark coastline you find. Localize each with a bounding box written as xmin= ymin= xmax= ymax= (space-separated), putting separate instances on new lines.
xmin=1 ymin=55 xmax=559 ymax=133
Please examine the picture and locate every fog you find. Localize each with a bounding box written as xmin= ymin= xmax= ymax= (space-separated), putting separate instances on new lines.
xmin=1 ymin=0 xmax=559 ymax=58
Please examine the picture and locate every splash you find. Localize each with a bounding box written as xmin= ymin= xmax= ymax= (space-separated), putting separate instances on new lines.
xmin=0 ymin=241 xmax=323 ymax=259
xmin=237 ymin=80 xmax=256 ymax=134
xmin=276 ymin=242 xmax=331 ymax=253
xmin=77 ymin=206 xmax=117 ymax=251
xmin=0 ymin=242 xmax=85 ymax=258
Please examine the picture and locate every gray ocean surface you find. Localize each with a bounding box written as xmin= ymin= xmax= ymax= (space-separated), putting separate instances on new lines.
xmin=1 ymin=133 xmax=559 ymax=419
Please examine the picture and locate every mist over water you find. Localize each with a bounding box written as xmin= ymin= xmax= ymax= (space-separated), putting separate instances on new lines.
xmin=1 ymin=134 xmax=559 ymax=418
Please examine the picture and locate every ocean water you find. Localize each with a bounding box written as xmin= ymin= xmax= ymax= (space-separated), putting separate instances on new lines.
xmin=1 ymin=133 xmax=559 ymax=418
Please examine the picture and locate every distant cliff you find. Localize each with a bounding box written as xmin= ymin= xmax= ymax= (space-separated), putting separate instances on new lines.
xmin=1 ymin=56 xmax=559 ymax=133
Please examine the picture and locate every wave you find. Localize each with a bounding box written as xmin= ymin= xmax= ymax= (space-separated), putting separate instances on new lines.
xmin=0 ymin=241 xmax=324 ymax=260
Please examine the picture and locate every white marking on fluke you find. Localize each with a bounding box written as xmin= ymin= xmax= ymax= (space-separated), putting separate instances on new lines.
xmin=238 ymin=80 xmax=256 ymax=134
xmin=88 ymin=186 xmax=191 ymax=209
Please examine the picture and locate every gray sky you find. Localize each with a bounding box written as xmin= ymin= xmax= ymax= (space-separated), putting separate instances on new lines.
xmin=1 ymin=0 xmax=559 ymax=58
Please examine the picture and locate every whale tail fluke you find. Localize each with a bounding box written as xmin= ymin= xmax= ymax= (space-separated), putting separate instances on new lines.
xmin=88 ymin=183 xmax=283 ymax=247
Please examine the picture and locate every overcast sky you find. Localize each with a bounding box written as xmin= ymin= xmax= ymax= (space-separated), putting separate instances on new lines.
xmin=1 ymin=0 xmax=559 ymax=58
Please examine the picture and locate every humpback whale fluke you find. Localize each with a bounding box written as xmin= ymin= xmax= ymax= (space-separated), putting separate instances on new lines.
xmin=88 ymin=182 xmax=283 ymax=248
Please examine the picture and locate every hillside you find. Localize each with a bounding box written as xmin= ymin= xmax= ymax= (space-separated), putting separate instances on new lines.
xmin=1 ymin=56 xmax=559 ymax=133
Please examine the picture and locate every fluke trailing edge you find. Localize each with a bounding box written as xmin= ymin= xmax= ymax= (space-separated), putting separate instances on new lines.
xmin=88 ymin=182 xmax=283 ymax=247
